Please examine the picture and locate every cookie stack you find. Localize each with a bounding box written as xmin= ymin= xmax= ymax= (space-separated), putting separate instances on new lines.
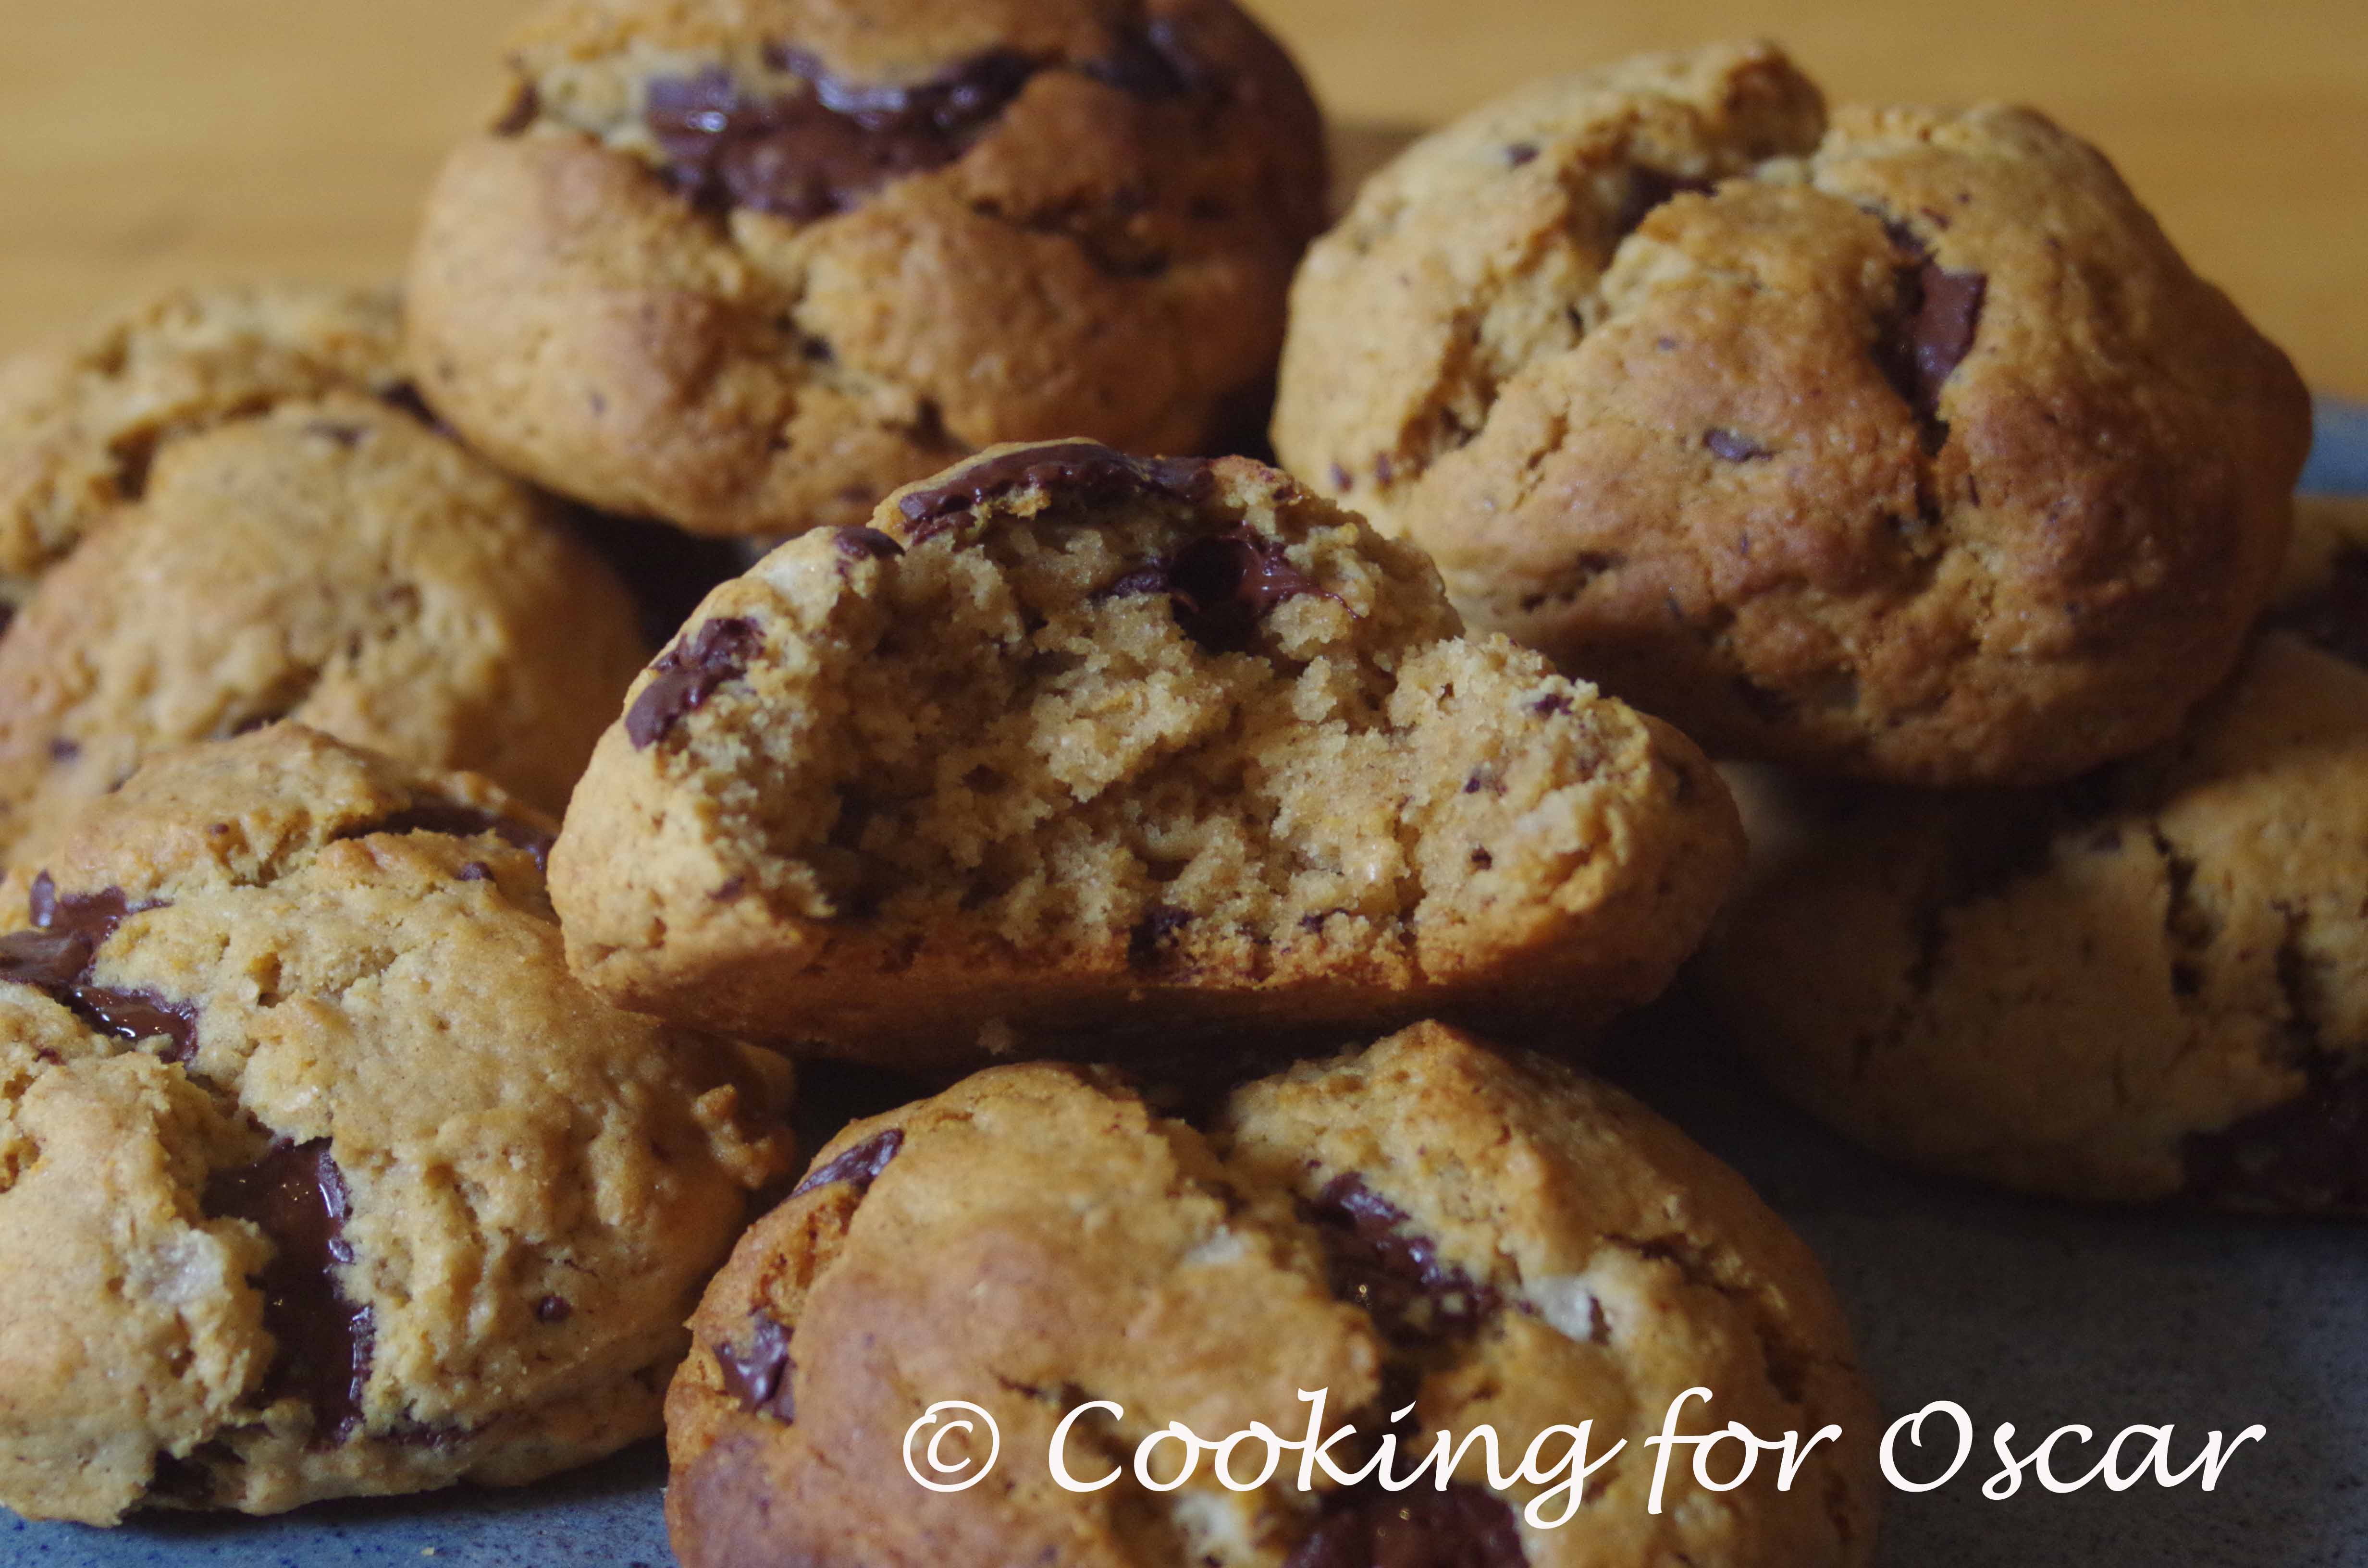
xmin=0 ymin=12 xmax=2323 ymax=1568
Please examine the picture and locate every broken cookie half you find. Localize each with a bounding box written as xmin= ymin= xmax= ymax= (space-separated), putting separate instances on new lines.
xmin=550 ymin=441 xmax=1741 ymax=1066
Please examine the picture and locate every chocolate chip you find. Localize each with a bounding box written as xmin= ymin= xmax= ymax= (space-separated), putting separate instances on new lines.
xmin=1530 ymin=694 xmax=1573 ymax=718
xmin=1105 ymin=531 xmax=1335 ymax=655
xmin=1284 ymin=1483 xmax=1529 ymax=1568
xmin=493 ymin=80 xmax=541 ymax=136
xmin=1504 ymin=142 xmax=1539 ymax=167
xmin=1704 ymin=428 xmax=1771 ymax=463
xmin=1081 ymin=17 xmax=1214 ymax=98
xmin=457 ymin=861 xmax=494 ymax=883
xmin=645 ymin=50 xmax=1036 ymax=223
xmin=0 ymin=878 xmax=195 ymax=1057
xmin=2268 ymin=549 xmax=2368 ymax=670
xmin=534 ymin=1294 xmax=573 ymax=1324
xmin=624 ymin=617 xmax=765 ymax=750
xmin=791 ymin=1127 xmax=906 ymax=1199
xmin=1875 ymin=260 xmax=1987 ymax=450
xmin=336 ymin=799 xmax=555 ymax=872
xmin=834 ymin=527 xmax=904 ymax=562
xmin=47 ymin=737 xmax=79 ymax=763
xmin=1302 ymin=1175 xmax=1500 ymax=1347
xmin=2183 ymin=1066 xmax=2367 ymax=1213
xmin=1127 ymin=903 xmax=1195 ymax=970
xmin=1328 ymin=463 xmax=1352 ymax=492
xmin=71 ymin=988 xmax=200 ymax=1063
xmin=714 ymin=1310 xmax=798 ymax=1423
xmin=1613 ymin=167 xmax=1714 ymax=241
xmin=895 ymin=442 xmax=1217 ymax=539
xmin=204 ymin=1139 xmax=373 ymax=1447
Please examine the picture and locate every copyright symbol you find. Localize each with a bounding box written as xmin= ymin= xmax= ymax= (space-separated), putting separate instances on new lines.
xmin=902 ymin=1400 xmax=1000 ymax=1493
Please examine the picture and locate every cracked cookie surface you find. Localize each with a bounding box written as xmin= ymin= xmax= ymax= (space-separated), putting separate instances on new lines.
xmin=1707 ymin=497 xmax=2368 ymax=1210
xmin=405 ymin=0 xmax=1328 ymax=540
xmin=1271 ymin=41 xmax=2311 ymax=785
xmin=0 ymin=392 xmax=650 ymax=868
xmin=0 ymin=282 xmax=406 ymax=606
xmin=0 ymin=725 xmax=793 ymax=1524
xmin=549 ymin=442 xmax=1742 ymax=1067
xmin=665 ymin=1020 xmax=1878 ymax=1568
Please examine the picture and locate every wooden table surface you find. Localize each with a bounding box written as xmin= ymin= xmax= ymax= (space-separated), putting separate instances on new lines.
xmin=0 ymin=0 xmax=2362 ymax=393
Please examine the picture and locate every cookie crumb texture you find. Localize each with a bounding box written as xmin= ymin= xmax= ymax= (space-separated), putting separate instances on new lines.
xmin=550 ymin=445 xmax=1741 ymax=1066
xmin=1711 ymin=497 xmax=2368 ymax=1209
xmin=405 ymin=0 xmax=1328 ymax=539
xmin=0 ymin=282 xmax=405 ymax=601
xmin=1272 ymin=41 xmax=2312 ymax=785
xmin=665 ymin=1023 xmax=1877 ymax=1568
xmin=0 ymin=726 xmax=792 ymax=1524
xmin=0 ymin=393 xmax=650 ymax=866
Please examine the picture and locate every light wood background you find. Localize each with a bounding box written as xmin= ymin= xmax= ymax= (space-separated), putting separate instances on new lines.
xmin=0 ymin=0 xmax=2361 ymax=393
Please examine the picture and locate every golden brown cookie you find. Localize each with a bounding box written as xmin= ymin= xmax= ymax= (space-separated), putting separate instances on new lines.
xmin=550 ymin=442 xmax=1742 ymax=1067
xmin=0 ymin=393 xmax=649 ymax=866
xmin=666 ymin=1021 xmax=1878 ymax=1568
xmin=1272 ymin=42 xmax=2311 ymax=785
xmin=0 ymin=282 xmax=405 ymax=605
xmin=0 ymin=726 xmax=792 ymax=1524
xmin=1705 ymin=496 xmax=2368 ymax=1210
xmin=406 ymin=0 xmax=1328 ymax=540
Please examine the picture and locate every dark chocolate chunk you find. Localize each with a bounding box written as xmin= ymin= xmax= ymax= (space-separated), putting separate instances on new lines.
xmin=624 ymin=617 xmax=765 ymax=750
xmin=48 ymin=737 xmax=79 ymax=763
xmin=1284 ymin=1483 xmax=1529 ymax=1568
xmin=204 ymin=1139 xmax=374 ymax=1446
xmin=457 ymin=861 xmax=494 ymax=883
xmin=1613 ymin=167 xmax=1714 ymax=241
xmin=2183 ymin=1066 xmax=2367 ymax=1213
xmin=337 ymin=799 xmax=556 ymax=872
xmin=1105 ymin=530 xmax=1334 ymax=655
xmin=1127 ymin=903 xmax=1195 ymax=970
xmin=1302 ymin=1174 xmax=1500 ymax=1347
xmin=1703 ymin=428 xmax=1771 ymax=463
xmin=1081 ymin=17 xmax=1211 ymax=98
xmin=835 ymin=526 xmax=905 ymax=562
xmin=2268 ymin=548 xmax=2368 ymax=670
xmin=645 ymin=50 xmax=1036 ymax=223
xmin=1530 ymin=694 xmax=1573 ymax=718
xmin=791 ymin=1127 xmax=906 ymax=1199
xmin=70 ymin=987 xmax=200 ymax=1062
xmin=1504 ymin=142 xmax=1538 ymax=167
xmin=493 ymin=79 xmax=541 ymax=136
xmin=534 ymin=1294 xmax=573 ymax=1324
xmin=896 ymin=442 xmax=1218 ymax=539
xmin=1874 ymin=260 xmax=1987 ymax=449
xmin=0 ymin=877 xmax=193 ymax=1054
xmin=713 ymin=1310 xmax=798 ymax=1423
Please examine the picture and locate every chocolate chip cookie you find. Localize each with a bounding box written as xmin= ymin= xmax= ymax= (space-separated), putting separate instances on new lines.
xmin=0 ymin=392 xmax=650 ymax=866
xmin=1272 ymin=42 xmax=2312 ymax=785
xmin=1706 ymin=495 xmax=2368 ymax=1211
xmin=0 ymin=725 xmax=793 ymax=1524
xmin=0 ymin=282 xmax=406 ymax=608
xmin=550 ymin=442 xmax=1742 ymax=1066
xmin=405 ymin=0 xmax=1328 ymax=541
xmin=666 ymin=1020 xmax=1878 ymax=1568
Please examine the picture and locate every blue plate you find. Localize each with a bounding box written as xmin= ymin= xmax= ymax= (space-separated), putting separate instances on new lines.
xmin=12 ymin=401 xmax=2368 ymax=1568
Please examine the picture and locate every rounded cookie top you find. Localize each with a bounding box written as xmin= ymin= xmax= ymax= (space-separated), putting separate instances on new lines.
xmin=1709 ymin=496 xmax=2368 ymax=1210
xmin=550 ymin=441 xmax=1742 ymax=1066
xmin=0 ymin=725 xmax=793 ymax=1525
xmin=405 ymin=0 xmax=1328 ymax=539
xmin=0 ymin=282 xmax=405 ymax=597
xmin=1272 ymin=42 xmax=2311 ymax=786
xmin=0 ymin=393 xmax=651 ymax=866
xmin=665 ymin=1020 xmax=1878 ymax=1568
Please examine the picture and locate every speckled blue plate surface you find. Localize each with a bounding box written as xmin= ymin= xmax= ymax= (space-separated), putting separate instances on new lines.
xmin=11 ymin=402 xmax=2367 ymax=1568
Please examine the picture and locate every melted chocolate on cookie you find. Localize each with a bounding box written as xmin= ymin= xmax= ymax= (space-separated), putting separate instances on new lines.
xmin=0 ymin=875 xmax=197 ymax=1060
xmin=204 ymin=1139 xmax=375 ymax=1446
xmin=1107 ymin=529 xmax=1334 ymax=655
xmin=625 ymin=617 xmax=766 ymax=750
xmin=1303 ymin=1175 xmax=1500 ymax=1348
xmin=790 ymin=1127 xmax=906 ymax=1199
xmin=1874 ymin=229 xmax=1987 ymax=450
xmin=714 ymin=1310 xmax=799 ymax=1424
xmin=896 ymin=442 xmax=1218 ymax=539
xmin=645 ymin=23 xmax=1219 ymax=224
